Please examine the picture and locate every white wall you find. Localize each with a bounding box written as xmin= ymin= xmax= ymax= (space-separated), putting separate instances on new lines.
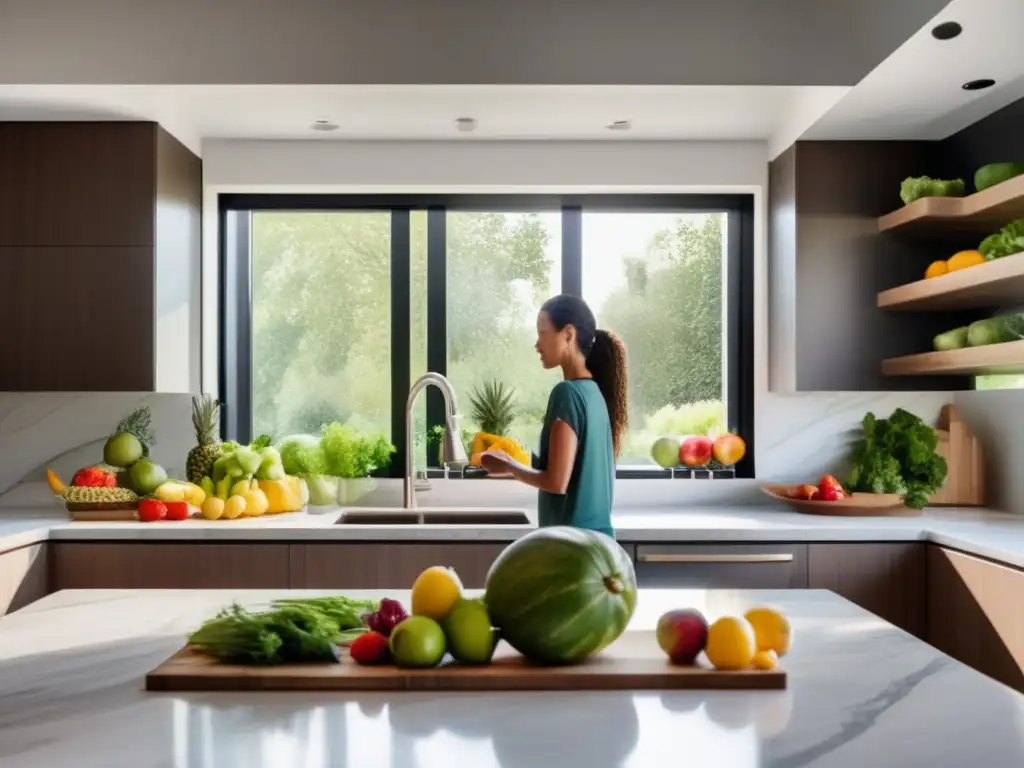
xmin=199 ymin=139 xmax=955 ymax=496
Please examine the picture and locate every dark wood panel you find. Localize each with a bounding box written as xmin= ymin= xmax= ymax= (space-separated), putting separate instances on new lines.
xmin=808 ymin=543 xmax=925 ymax=637
xmin=792 ymin=141 xmax=976 ymax=391
xmin=290 ymin=543 xmax=507 ymax=589
xmin=0 ymin=544 xmax=49 ymax=614
xmin=0 ymin=246 xmax=155 ymax=390
xmin=634 ymin=544 xmax=808 ymax=589
xmin=52 ymin=543 xmax=290 ymax=590
xmin=927 ymin=546 xmax=1024 ymax=692
xmin=0 ymin=122 xmax=156 ymax=247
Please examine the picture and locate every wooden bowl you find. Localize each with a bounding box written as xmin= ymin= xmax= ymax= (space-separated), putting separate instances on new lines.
xmin=760 ymin=484 xmax=919 ymax=517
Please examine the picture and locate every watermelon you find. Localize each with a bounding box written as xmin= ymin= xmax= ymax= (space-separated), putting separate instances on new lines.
xmin=483 ymin=526 xmax=637 ymax=664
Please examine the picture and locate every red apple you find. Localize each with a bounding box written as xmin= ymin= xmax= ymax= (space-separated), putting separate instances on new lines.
xmin=679 ymin=436 xmax=714 ymax=468
xmin=818 ymin=485 xmax=845 ymax=502
xmin=712 ymin=433 xmax=746 ymax=466
xmin=657 ymin=609 xmax=709 ymax=665
xmin=818 ymin=474 xmax=843 ymax=494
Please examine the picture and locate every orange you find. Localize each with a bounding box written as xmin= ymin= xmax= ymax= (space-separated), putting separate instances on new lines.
xmin=947 ymin=250 xmax=985 ymax=272
xmin=745 ymin=607 xmax=793 ymax=657
xmin=924 ymin=260 xmax=948 ymax=279
xmin=705 ymin=616 xmax=757 ymax=670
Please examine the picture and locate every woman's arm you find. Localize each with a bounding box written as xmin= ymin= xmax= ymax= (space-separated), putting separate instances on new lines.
xmin=481 ymin=420 xmax=578 ymax=494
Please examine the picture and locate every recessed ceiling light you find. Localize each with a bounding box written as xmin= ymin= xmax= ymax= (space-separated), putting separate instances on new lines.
xmin=455 ymin=117 xmax=477 ymax=132
xmin=962 ymin=79 xmax=996 ymax=91
xmin=931 ymin=21 xmax=962 ymax=40
xmin=311 ymin=118 xmax=339 ymax=132
xmin=606 ymin=120 xmax=631 ymax=131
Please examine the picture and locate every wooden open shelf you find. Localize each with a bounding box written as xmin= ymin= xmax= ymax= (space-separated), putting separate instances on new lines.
xmin=882 ymin=339 xmax=1024 ymax=376
xmin=878 ymin=251 xmax=1024 ymax=311
xmin=878 ymin=174 xmax=1024 ymax=236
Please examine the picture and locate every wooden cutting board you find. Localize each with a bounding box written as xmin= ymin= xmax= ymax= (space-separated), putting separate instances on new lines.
xmin=146 ymin=631 xmax=785 ymax=692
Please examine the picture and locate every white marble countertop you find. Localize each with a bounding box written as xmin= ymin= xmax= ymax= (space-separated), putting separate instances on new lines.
xmin=5 ymin=504 xmax=1024 ymax=569
xmin=2 ymin=588 xmax=1022 ymax=767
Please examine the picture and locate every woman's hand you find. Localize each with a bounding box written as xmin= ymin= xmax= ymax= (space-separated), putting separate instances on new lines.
xmin=480 ymin=449 xmax=514 ymax=478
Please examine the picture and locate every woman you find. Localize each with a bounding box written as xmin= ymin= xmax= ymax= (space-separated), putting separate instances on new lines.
xmin=481 ymin=294 xmax=628 ymax=537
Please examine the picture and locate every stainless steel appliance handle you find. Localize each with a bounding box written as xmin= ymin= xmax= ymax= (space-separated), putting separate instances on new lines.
xmin=637 ymin=553 xmax=794 ymax=564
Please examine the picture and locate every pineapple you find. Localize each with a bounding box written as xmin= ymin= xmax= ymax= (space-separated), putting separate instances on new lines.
xmin=468 ymin=380 xmax=516 ymax=436
xmin=186 ymin=394 xmax=224 ymax=483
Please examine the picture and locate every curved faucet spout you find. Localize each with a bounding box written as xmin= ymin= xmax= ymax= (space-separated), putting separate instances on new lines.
xmin=404 ymin=373 xmax=469 ymax=509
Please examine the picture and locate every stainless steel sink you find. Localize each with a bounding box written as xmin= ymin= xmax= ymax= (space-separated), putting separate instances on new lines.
xmin=336 ymin=507 xmax=532 ymax=526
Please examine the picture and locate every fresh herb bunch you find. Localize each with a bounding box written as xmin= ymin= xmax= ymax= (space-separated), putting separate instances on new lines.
xmin=115 ymin=406 xmax=157 ymax=457
xmin=979 ymin=219 xmax=1024 ymax=260
xmin=188 ymin=596 xmax=379 ymax=665
xmin=846 ymin=408 xmax=948 ymax=510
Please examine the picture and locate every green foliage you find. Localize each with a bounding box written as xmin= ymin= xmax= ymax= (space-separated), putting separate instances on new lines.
xmin=899 ymin=176 xmax=965 ymax=205
xmin=319 ymin=422 xmax=396 ymax=478
xmin=469 ymin=379 xmax=517 ymax=435
xmin=277 ymin=434 xmax=328 ymax=477
xmin=846 ymin=408 xmax=948 ymax=510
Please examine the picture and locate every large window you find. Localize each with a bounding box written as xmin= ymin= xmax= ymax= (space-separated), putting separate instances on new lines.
xmin=221 ymin=195 xmax=754 ymax=479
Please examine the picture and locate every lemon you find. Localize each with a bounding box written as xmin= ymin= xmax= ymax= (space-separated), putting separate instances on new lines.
xmin=744 ymin=607 xmax=792 ymax=657
xmin=706 ymin=616 xmax=757 ymax=671
xmin=201 ymin=497 xmax=225 ymax=520
xmin=411 ymin=566 xmax=464 ymax=620
xmin=222 ymin=495 xmax=246 ymax=520
xmin=752 ymin=649 xmax=779 ymax=670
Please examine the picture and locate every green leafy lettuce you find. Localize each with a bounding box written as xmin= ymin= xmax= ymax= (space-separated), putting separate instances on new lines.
xmin=899 ymin=176 xmax=965 ymax=205
xmin=846 ymin=408 xmax=948 ymax=510
xmin=978 ymin=219 xmax=1024 ymax=260
xmin=319 ymin=422 xmax=396 ymax=479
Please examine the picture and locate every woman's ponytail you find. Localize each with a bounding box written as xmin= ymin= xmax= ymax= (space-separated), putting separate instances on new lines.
xmin=587 ymin=329 xmax=629 ymax=458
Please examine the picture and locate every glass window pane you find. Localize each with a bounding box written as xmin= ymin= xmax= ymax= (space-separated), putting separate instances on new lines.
xmin=446 ymin=211 xmax=561 ymax=455
xmin=583 ymin=212 xmax=727 ymax=465
xmin=410 ymin=211 xmax=428 ymax=471
xmin=251 ymin=211 xmax=392 ymax=439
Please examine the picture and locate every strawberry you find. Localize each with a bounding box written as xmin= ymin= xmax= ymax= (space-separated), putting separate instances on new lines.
xmin=350 ymin=631 xmax=391 ymax=665
xmin=138 ymin=499 xmax=167 ymax=522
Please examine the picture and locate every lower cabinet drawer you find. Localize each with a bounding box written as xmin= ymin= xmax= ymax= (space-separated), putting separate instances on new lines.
xmin=634 ymin=544 xmax=808 ymax=588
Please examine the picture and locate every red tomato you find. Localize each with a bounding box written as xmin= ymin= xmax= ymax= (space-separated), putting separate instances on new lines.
xmin=819 ymin=474 xmax=843 ymax=493
xmin=819 ymin=485 xmax=845 ymax=502
xmin=810 ymin=490 xmax=824 ymax=501
xmin=137 ymin=499 xmax=167 ymax=522
xmin=163 ymin=501 xmax=191 ymax=521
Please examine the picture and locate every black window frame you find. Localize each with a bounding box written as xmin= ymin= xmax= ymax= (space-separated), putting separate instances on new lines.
xmin=219 ymin=193 xmax=755 ymax=480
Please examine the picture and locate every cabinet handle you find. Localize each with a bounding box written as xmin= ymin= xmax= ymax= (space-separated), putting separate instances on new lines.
xmin=638 ymin=553 xmax=794 ymax=564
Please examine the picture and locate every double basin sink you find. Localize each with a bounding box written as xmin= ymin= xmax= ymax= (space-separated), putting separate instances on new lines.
xmin=335 ymin=507 xmax=532 ymax=526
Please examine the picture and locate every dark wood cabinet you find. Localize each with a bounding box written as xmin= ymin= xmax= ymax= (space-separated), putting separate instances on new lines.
xmin=0 ymin=123 xmax=156 ymax=248
xmin=928 ymin=546 xmax=1024 ymax=692
xmin=634 ymin=544 xmax=808 ymax=588
xmin=52 ymin=542 xmax=290 ymax=590
xmin=0 ymin=544 xmax=49 ymax=614
xmin=808 ymin=543 xmax=925 ymax=637
xmin=0 ymin=122 xmax=200 ymax=392
xmin=289 ymin=543 xmax=507 ymax=589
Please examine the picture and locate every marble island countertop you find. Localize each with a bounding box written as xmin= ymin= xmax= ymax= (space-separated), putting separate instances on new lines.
xmin=5 ymin=504 xmax=1024 ymax=568
xmin=2 ymin=588 xmax=1023 ymax=767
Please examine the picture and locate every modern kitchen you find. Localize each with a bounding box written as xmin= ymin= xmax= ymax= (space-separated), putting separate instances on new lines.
xmin=4 ymin=0 xmax=1024 ymax=765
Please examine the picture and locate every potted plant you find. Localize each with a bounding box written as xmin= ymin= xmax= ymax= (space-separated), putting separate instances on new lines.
xmin=320 ymin=422 xmax=396 ymax=505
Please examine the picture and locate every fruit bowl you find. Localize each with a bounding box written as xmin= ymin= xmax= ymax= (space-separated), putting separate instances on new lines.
xmin=760 ymin=484 xmax=918 ymax=517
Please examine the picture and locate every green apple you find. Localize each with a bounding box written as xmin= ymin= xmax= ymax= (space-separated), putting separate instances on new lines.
xmin=651 ymin=436 xmax=681 ymax=469
xmin=442 ymin=597 xmax=497 ymax=664
xmin=389 ymin=616 xmax=446 ymax=668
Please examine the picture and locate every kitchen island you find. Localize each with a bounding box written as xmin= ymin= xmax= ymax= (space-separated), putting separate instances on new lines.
xmin=1 ymin=588 xmax=1022 ymax=766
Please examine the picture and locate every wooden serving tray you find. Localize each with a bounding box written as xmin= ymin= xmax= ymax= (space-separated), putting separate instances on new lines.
xmin=146 ymin=631 xmax=785 ymax=692
xmin=761 ymin=485 xmax=918 ymax=517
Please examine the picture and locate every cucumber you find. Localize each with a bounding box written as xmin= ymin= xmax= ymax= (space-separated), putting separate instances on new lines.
xmin=934 ymin=327 xmax=969 ymax=352
xmin=975 ymin=163 xmax=1024 ymax=192
xmin=967 ymin=314 xmax=1024 ymax=347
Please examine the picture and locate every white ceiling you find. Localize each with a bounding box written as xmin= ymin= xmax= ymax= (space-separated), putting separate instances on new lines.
xmin=802 ymin=0 xmax=1024 ymax=148
xmin=0 ymin=84 xmax=849 ymax=156
xmin=0 ymin=0 xmax=1022 ymax=157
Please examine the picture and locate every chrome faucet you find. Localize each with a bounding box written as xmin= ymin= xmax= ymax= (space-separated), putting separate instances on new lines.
xmin=404 ymin=373 xmax=469 ymax=509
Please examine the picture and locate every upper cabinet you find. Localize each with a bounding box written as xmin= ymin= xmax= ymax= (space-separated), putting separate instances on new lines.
xmin=0 ymin=122 xmax=201 ymax=392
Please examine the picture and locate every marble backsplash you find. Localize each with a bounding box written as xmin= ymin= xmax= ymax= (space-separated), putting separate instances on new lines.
xmin=0 ymin=389 xmax=955 ymax=510
xmin=0 ymin=392 xmax=195 ymax=500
